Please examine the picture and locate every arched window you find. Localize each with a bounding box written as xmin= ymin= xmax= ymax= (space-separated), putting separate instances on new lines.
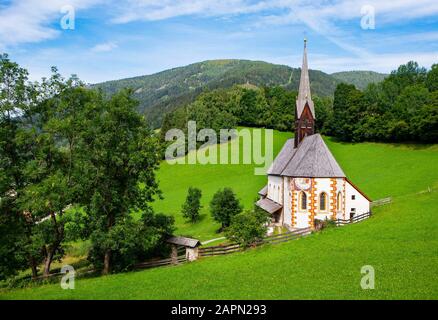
xmin=337 ymin=192 xmax=342 ymax=211
xmin=319 ymin=192 xmax=328 ymax=211
xmin=299 ymin=192 xmax=307 ymax=210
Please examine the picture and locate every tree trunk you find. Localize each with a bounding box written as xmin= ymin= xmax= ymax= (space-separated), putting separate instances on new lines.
xmin=29 ymin=257 xmax=38 ymax=279
xmin=43 ymin=248 xmax=55 ymax=278
xmin=103 ymin=250 xmax=111 ymax=275
xmin=102 ymin=213 xmax=114 ymax=275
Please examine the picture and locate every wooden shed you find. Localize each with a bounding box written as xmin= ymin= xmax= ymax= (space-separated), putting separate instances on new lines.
xmin=167 ymin=236 xmax=201 ymax=262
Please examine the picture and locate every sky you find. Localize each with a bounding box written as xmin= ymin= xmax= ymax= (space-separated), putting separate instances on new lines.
xmin=0 ymin=0 xmax=437 ymax=84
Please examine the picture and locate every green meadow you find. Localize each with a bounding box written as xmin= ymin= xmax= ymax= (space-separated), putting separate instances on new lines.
xmin=1 ymin=128 xmax=437 ymax=299
xmin=2 ymin=192 xmax=437 ymax=299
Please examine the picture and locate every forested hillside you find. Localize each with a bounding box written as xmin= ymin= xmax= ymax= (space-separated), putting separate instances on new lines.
xmin=161 ymin=61 xmax=437 ymax=145
xmin=331 ymin=71 xmax=387 ymax=90
xmin=93 ymin=60 xmax=383 ymax=128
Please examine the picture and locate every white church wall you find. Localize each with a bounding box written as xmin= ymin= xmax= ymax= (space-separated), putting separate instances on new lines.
xmin=345 ymin=181 xmax=370 ymax=218
xmin=267 ymin=175 xmax=283 ymax=204
xmin=294 ymin=185 xmax=311 ymax=228
xmin=283 ymin=177 xmax=292 ymax=227
xmin=314 ymin=178 xmax=332 ymax=221
xmin=335 ymin=178 xmax=345 ymax=219
xmin=294 ymin=190 xmax=309 ymax=228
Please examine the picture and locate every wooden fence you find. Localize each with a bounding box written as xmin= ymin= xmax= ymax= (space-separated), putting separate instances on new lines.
xmin=134 ymin=246 xmax=187 ymax=270
xmin=32 ymin=207 xmax=376 ymax=279
xmin=199 ymin=227 xmax=312 ymax=257
xmin=134 ymin=255 xmax=187 ymax=270
xmin=335 ymin=211 xmax=371 ymax=226
xmin=371 ymin=197 xmax=392 ymax=207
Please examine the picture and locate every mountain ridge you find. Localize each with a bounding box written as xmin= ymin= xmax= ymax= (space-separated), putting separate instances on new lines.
xmin=92 ymin=59 xmax=387 ymax=128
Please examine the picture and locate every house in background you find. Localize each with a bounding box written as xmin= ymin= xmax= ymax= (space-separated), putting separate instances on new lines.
xmin=256 ymin=39 xmax=371 ymax=230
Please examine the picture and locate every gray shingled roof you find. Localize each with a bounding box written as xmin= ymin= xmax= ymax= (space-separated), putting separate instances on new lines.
xmin=269 ymin=134 xmax=345 ymax=178
xmin=167 ymin=236 xmax=201 ymax=248
xmin=256 ymin=198 xmax=283 ymax=214
xmin=296 ymin=40 xmax=315 ymax=119
xmin=267 ymin=139 xmax=296 ymax=175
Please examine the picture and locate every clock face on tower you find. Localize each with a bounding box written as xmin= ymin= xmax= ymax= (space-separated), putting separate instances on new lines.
xmin=294 ymin=178 xmax=311 ymax=191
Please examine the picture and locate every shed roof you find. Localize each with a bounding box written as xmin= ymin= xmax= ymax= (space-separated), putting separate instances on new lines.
xmin=258 ymin=185 xmax=268 ymax=196
xmin=256 ymin=198 xmax=283 ymax=214
xmin=167 ymin=236 xmax=201 ymax=248
xmin=268 ymin=134 xmax=346 ymax=178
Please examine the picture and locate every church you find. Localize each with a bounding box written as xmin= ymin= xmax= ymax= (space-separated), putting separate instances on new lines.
xmin=256 ymin=40 xmax=371 ymax=230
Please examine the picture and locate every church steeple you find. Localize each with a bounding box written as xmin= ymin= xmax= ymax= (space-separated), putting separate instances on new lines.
xmin=294 ymin=38 xmax=315 ymax=148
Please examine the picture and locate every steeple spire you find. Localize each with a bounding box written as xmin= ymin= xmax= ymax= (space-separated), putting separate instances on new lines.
xmin=296 ymin=38 xmax=314 ymax=118
xmin=294 ymin=38 xmax=315 ymax=148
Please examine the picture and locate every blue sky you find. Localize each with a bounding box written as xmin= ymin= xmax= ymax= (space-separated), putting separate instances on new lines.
xmin=1 ymin=0 xmax=437 ymax=83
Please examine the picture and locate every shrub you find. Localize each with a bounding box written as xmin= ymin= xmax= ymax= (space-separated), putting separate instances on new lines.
xmin=226 ymin=209 xmax=270 ymax=247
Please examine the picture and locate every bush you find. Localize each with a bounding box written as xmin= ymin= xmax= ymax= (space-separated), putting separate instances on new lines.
xmin=210 ymin=188 xmax=242 ymax=230
xmin=225 ymin=209 xmax=270 ymax=247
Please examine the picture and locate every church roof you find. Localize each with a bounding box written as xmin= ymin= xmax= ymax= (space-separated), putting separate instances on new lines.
xmin=256 ymin=198 xmax=283 ymax=214
xmin=267 ymin=139 xmax=296 ymax=175
xmin=296 ymin=39 xmax=315 ymax=119
xmin=258 ymin=185 xmax=268 ymax=196
xmin=268 ymin=134 xmax=346 ymax=178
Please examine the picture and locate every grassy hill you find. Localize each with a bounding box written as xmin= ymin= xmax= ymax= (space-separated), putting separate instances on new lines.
xmin=93 ymin=60 xmax=384 ymax=128
xmin=1 ymin=129 xmax=437 ymax=299
xmin=331 ymin=71 xmax=387 ymax=90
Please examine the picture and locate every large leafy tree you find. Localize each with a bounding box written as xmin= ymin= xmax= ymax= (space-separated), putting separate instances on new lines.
xmin=16 ymin=70 xmax=97 ymax=277
xmin=0 ymin=54 xmax=39 ymax=279
xmin=81 ymin=88 xmax=167 ymax=274
xmin=210 ymin=188 xmax=242 ymax=230
xmin=181 ymin=187 xmax=202 ymax=223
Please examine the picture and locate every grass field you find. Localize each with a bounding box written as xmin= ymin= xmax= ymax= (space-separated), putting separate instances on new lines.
xmin=1 ymin=129 xmax=437 ymax=299
xmin=1 ymin=191 xmax=437 ymax=299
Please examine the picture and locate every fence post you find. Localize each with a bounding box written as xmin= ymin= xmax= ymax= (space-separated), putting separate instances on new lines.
xmin=170 ymin=244 xmax=179 ymax=265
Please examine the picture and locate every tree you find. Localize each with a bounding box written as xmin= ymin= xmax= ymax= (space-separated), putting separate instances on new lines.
xmin=225 ymin=208 xmax=269 ymax=247
xmin=16 ymin=71 xmax=95 ymax=277
xmin=210 ymin=188 xmax=242 ymax=229
xmin=181 ymin=187 xmax=202 ymax=223
xmin=88 ymin=211 xmax=174 ymax=272
xmin=331 ymin=83 xmax=365 ymax=142
xmin=0 ymin=54 xmax=42 ymax=279
xmin=426 ymin=64 xmax=438 ymax=92
xmin=80 ymin=88 xmax=166 ymax=274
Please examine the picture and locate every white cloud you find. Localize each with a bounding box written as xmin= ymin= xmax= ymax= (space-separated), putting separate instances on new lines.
xmin=110 ymin=0 xmax=277 ymax=23
xmin=105 ymin=0 xmax=438 ymax=62
xmin=91 ymin=41 xmax=118 ymax=52
xmin=0 ymin=0 xmax=100 ymax=49
xmin=108 ymin=0 xmax=438 ymax=24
